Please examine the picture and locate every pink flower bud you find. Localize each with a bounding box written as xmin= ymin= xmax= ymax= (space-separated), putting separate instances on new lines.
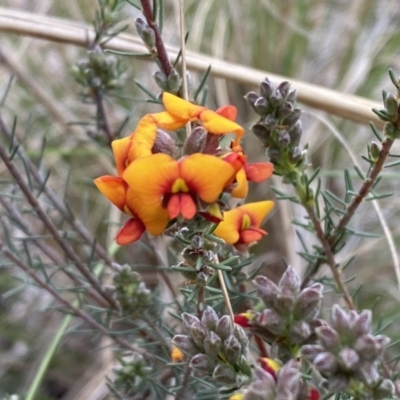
xmin=313 ymin=352 xmax=338 ymax=375
xmin=337 ymin=348 xmax=359 ymax=372
xmin=315 ymin=325 xmax=340 ymax=352
xmin=204 ymin=331 xmax=221 ymax=358
xmin=257 ymin=308 xmax=285 ymax=335
xmin=202 ymin=306 xmax=219 ymax=331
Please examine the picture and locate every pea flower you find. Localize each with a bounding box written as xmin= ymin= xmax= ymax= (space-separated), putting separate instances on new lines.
xmin=214 ymin=201 xmax=274 ymax=246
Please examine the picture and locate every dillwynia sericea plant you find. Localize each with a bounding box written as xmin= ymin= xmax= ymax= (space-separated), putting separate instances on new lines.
xmin=2 ymin=1 xmax=400 ymax=399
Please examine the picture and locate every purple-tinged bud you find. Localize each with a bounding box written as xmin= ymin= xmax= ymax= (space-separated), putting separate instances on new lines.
xmin=315 ymin=325 xmax=340 ymax=352
xmin=277 ymin=130 xmax=290 ymax=147
xmin=203 ymin=133 xmax=220 ymax=155
xmin=213 ymin=363 xmax=236 ymax=384
xmin=152 ymin=129 xmax=177 ymax=157
xmin=276 ymin=361 xmax=301 ymax=397
xmin=172 ymin=334 xmax=198 ymax=355
xmin=251 ymin=123 xmax=271 ymax=144
xmin=248 ymin=382 xmax=275 ymax=400
xmin=374 ymin=379 xmax=395 ymax=399
xmin=288 ymin=121 xmax=302 ymax=146
xmin=253 ymin=276 xmax=279 ymax=308
xmin=260 ymin=78 xmax=275 ymax=99
xmin=216 ymin=315 xmax=233 ymax=340
xmin=233 ymin=325 xmax=249 ymax=349
xmin=327 ymin=374 xmax=349 ymax=392
xmin=224 ymin=335 xmax=242 ymax=364
xmin=189 ymin=353 xmax=214 ymax=373
xmin=337 ymin=348 xmax=359 ymax=372
xmin=190 ymin=321 xmax=207 ymax=349
xmin=279 ymin=266 xmax=300 ymax=298
xmin=257 ymin=308 xmax=285 ymax=335
xmin=276 ymin=102 xmax=294 ymax=120
xmin=182 ymin=313 xmax=200 ymax=332
xmin=202 ymin=306 xmax=219 ymax=331
xmin=301 ymin=344 xmax=325 ymax=363
xmin=277 ymin=81 xmax=291 ymax=100
xmin=183 ymin=126 xmax=207 ymax=155
xmin=264 ymin=115 xmax=278 ymax=130
xmin=294 ymin=284 xmax=323 ymax=321
xmin=244 ymin=92 xmax=261 ymax=114
xmin=269 ymin=90 xmax=283 ymax=108
xmin=353 ymin=334 xmax=380 ymax=361
xmin=203 ymin=331 xmax=221 ymax=358
xmin=282 ymin=109 xmax=302 ymax=127
xmin=135 ymin=18 xmax=155 ymax=50
xmin=375 ymin=334 xmax=391 ymax=349
xmin=289 ymin=320 xmax=311 ymax=344
xmin=254 ymin=97 xmax=269 ymax=115
xmin=331 ymin=304 xmax=350 ymax=335
xmin=268 ymin=146 xmax=281 ymax=163
xmin=153 ymin=70 xmax=169 ymax=91
xmin=286 ymin=89 xmax=297 ymax=104
xmin=313 ymin=352 xmax=338 ymax=375
xmin=354 ymin=363 xmax=379 ymax=386
xmin=167 ymin=68 xmax=181 ymax=93
xmin=289 ymin=146 xmax=303 ymax=164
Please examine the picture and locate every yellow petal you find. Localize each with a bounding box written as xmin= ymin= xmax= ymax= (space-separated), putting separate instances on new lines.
xmin=94 ymin=176 xmax=127 ymax=211
xmin=213 ymin=208 xmax=242 ymax=245
xmin=239 ymin=201 xmax=275 ymax=228
xmin=151 ymin=111 xmax=187 ymax=130
xmin=180 ymin=154 xmax=236 ymax=203
xmin=123 ymin=153 xmax=176 ymax=235
xmin=129 ymin=114 xmax=158 ymax=161
xmin=162 ymin=92 xmax=205 ymax=120
xmin=199 ymin=109 xmax=244 ymax=138
xmin=231 ymin=168 xmax=249 ymax=198
xmin=112 ymin=137 xmax=132 ymax=176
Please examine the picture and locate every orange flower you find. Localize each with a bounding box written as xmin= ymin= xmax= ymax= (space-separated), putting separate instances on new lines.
xmin=214 ymin=201 xmax=274 ymax=245
xmin=94 ymin=176 xmax=148 ymax=245
xmin=112 ymin=93 xmax=245 ymax=174
xmin=122 ymin=153 xmax=243 ymax=232
xmin=171 ymin=345 xmax=184 ymax=363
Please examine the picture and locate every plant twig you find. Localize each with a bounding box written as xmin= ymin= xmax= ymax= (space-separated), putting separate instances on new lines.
xmin=215 ymin=254 xmax=234 ymax=321
xmin=94 ymin=88 xmax=114 ymax=146
xmin=174 ymin=364 xmax=192 ymax=400
xmin=140 ymin=0 xmax=172 ymax=77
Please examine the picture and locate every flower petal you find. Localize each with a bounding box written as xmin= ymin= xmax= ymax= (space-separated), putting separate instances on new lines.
xmin=167 ymin=193 xmax=197 ymax=220
xmin=213 ymin=208 xmax=243 ymax=245
xmin=245 ymin=162 xmax=274 ymax=183
xmin=215 ymin=105 xmax=237 ymax=121
xmin=199 ymin=109 xmax=244 ymax=138
xmin=239 ymin=201 xmax=275 ymax=228
xmin=231 ymin=168 xmax=249 ymax=198
xmin=180 ymin=154 xmax=236 ymax=203
xmin=162 ymin=92 xmax=205 ymax=120
xmin=123 ymin=153 xmax=176 ymax=235
xmin=112 ymin=137 xmax=132 ymax=176
xmin=151 ymin=111 xmax=187 ymax=130
xmin=128 ymin=114 xmax=158 ymax=161
xmin=239 ymin=227 xmax=267 ymax=244
xmin=94 ymin=176 xmax=127 ymax=211
xmin=116 ymin=217 xmax=146 ymax=245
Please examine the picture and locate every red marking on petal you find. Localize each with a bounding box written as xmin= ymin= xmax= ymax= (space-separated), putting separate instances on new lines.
xmin=215 ymin=105 xmax=237 ymax=121
xmin=245 ymin=162 xmax=274 ymax=183
xmin=116 ymin=217 xmax=146 ymax=245
xmin=234 ymin=314 xmax=252 ymax=328
xmin=167 ymin=194 xmax=180 ymax=219
xmin=239 ymin=227 xmax=267 ymax=244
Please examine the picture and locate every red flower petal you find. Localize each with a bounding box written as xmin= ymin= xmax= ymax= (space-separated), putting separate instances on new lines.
xmin=239 ymin=227 xmax=267 ymax=244
xmin=244 ymin=162 xmax=274 ymax=183
xmin=115 ymin=217 xmax=146 ymax=245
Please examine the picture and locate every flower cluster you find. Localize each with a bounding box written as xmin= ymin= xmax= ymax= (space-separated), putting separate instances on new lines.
xmin=235 ymin=266 xmax=323 ymax=358
xmin=95 ymin=92 xmax=274 ymax=246
xmin=301 ymin=305 xmax=394 ymax=398
xmin=172 ymin=306 xmax=251 ymax=389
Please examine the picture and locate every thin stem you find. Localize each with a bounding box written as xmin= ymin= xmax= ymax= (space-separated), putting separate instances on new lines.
xmin=0 ymin=113 xmax=114 ymax=269
xmin=216 ymin=261 xmax=234 ymax=321
xmin=197 ymin=286 xmax=205 ymax=318
xmin=140 ymin=0 xmax=172 ymax=77
xmin=174 ymin=364 xmax=192 ymax=400
xmin=94 ymin=88 xmax=113 ymax=145
xmin=0 ymin=139 xmax=118 ymax=309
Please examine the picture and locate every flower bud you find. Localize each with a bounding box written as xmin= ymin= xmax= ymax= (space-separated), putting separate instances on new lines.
xmin=331 ymin=304 xmax=350 ymax=335
xmin=201 ymin=306 xmax=218 ymax=331
xmin=276 ymin=361 xmax=301 ymax=396
xmin=253 ymin=275 xmax=279 ymax=308
xmin=277 ymin=81 xmax=291 ymax=100
xmin=327 ymin=374 xmax=349 ymax=392
xmin=384 ymin=121 xmax=396 ymax=137
xmin=216 ymin=315 xmax=233 ymax=340
xmin=276 ymin=102 xmax=294 ymax=120
xmin=190 ymin=353 xmax=214 ymax=373
xmin=294 ymin=284 xmax=323 ymax=321
xmin=252 ymin=123 xmax=271 ymax=144
xmin=354 ymin=363 xmax=379 ymax=386
xmin=233 ymin=324 xmax=249 ymax=349
xmin=374 ymin=334 xmax=390 ymax=349
xmin=152 ymin=129 xmax=177 ymax=156
xmin=203 ymin=331 xmax=221 ymax=358
xmin=182 ymin=312 xmax=200 ymax=332
xmin=259 ymin=358 xmax=281 ymax=378
xmin=282 ymin=108 xmax=302 ymax=127
xmin=264 ymin=115 xmax=278 ymax=130
xmin=277 ymin=130 xmax=290 ymax=147
xmin=374 ymin=379 xmax=395 ymax=399
xmin=268 ymin=146 xmax=281 ymax=163
xmin=190 ymin=321 xmax=207 ymax=349
xmin=313 ymin=352 xmax=338 ymax=375
xmin=289 ymin=320 xmax=311 ymax=344
xmin=213 ymin=363 xmax=236 ymax=384
xmin=153 ymin=70 xmax=169 ymax=91
xmin=385 ymin=93 xmax=398 ymax=116
xmin=172 ymin=334 xmax=198 ymax=355
xmin=183 ymin=126 xmax=207 ymax=155
xmin=167 ymin=68 xmax=182 ymax=93
xmin=337 ymin=348 xmax=359 ymax=372
xmin=257 ymin=308 xmax=285 ymax=335
xmin=315 ymin=325 xmax=340 ymax=352
xmin=353 ymin=309 xmax=372 ymax=336
xmin=223 ymin=335 xmax=242 ymax=364
xmin=234 ymin=313 xmax=253 ymax=328
xmin=301 ymin=344 xmax=325 ymax=363
xmin=254 ymin=97 xmax=269 ymax=115
xmin=269 ymin=90 xmax=283 ymax=108
xmin=260 ymin=78 xmax=274 ymax=99
xmin=286 ymin=89 xmax=297 ymax=104
xmin=289 ymin=146 xmax=303 ymax=164
xmin=244 ymin=92 xmax=261 ymax=114
xmin=368 ymin=142 xmax=380 ymax=163
xmin=135 ymin=18 xmax=155 ymax=50
xmin=279 ymin=266 xmax=300 ymax=298
xmin=288 ymin=121 xmax=302 ymax=146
